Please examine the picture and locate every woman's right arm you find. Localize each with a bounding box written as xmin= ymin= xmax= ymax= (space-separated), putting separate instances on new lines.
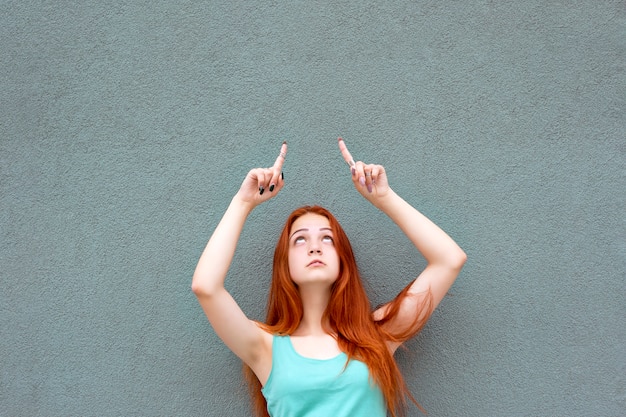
xmin=192 ymin=143 xmax=287 ymax=371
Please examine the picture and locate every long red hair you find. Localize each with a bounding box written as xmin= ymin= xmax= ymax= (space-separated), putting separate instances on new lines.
xmin=245 ymin=206 xmax=433 ymax=417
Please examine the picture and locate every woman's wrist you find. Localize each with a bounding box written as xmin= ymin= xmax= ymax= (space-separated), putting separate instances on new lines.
xmin=370 ymin=188 xmax=400 ymax=211
xmin=230 ymin=193 xmax=257 ymax=216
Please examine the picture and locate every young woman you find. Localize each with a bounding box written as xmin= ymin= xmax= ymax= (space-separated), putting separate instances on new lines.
xmin=192 ymin=139 xmax=467 ymax=417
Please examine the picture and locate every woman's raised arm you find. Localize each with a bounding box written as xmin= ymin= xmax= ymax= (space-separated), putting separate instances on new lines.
xmin=192 ymin=142 xmax=287 ymax=375
xmin=338 ymin=138 xmax=467 ymax=349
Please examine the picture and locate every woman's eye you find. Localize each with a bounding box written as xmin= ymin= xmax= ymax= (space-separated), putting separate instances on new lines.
xmin=294 ymin=237 xmax=305 ymax=244
xmin=322 ymin=236 xmax=334 ymax=243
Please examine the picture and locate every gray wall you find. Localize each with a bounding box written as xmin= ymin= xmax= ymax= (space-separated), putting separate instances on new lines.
xmin=1 ymin=1 xmax=624 ymax=416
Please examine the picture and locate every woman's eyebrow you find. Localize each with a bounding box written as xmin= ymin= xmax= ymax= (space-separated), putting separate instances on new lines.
xmin=289 ymin=227 xmax=332 ymax=239
xmin=290 ymin=228 xmax=308 ymax=239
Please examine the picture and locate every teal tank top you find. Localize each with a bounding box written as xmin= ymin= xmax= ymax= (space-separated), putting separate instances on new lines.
xmin=261 ymin=335 xmax=386 ymax=417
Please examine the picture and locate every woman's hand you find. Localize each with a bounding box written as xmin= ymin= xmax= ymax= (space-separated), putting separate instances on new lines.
xmin=338 ymin=137 xmax=390 ymax=203
xmin=236 ymin=142 xmax=287 ymax=207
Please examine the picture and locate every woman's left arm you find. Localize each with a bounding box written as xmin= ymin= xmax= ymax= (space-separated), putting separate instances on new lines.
xmin=370 ymin=188 xmax=467 ymax=307
xmin=338 ymin=138 xmax=467 ymax=342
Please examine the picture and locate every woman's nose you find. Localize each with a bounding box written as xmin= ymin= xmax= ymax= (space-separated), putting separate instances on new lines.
xmin=308 ymin=243 xmax=322 ymax=254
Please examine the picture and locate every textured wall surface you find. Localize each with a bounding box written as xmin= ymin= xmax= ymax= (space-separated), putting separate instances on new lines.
xmin=1 ymin=1 xmax=624 ymax=416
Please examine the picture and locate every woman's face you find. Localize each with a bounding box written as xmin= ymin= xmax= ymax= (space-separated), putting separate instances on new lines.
xmin=287 ymin=213 xmax=340 ymax=288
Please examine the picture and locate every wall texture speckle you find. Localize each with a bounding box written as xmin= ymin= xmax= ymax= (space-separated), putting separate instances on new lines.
xmin=1 ymin=1 xmax=624 ymax=416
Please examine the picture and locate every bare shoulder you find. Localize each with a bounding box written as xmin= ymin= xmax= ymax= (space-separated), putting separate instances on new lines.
xmin=256 ymin=323 xmax=274 ymax=347
xmin=249 ymin=322 xmax=274 ymax=386
xmin=250 ymin=321 xmax=274 ymax=359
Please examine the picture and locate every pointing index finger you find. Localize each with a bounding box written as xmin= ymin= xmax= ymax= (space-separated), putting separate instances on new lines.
xmin=338 ymin=137 xmax=356 ymax=167
xmin=273 ymin=141 xmax=288 ymax=170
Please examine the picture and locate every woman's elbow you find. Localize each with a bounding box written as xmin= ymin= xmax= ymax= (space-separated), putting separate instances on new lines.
xmin=191 ymin=279 xmax=202 ymax=296
xmin=191 ymin=276 xmax=217 ymax=298
xmin=450 ymin=248 xmax=467 ymax=270
xmin=191 ymin=278 xmax=204 ymax=296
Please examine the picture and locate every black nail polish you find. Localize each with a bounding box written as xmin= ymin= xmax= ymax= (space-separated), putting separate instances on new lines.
xmin=281 ymin=171 xmax=284 ymax=180
xmin=269 ymin=184 xmax=275 ymax=192
xmin=259 ymin=186 xmax=265 ymax=195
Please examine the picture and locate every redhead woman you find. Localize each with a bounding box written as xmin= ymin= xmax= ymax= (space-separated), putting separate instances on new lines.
xmin=192 ymin=139 xmax=467 ymax=417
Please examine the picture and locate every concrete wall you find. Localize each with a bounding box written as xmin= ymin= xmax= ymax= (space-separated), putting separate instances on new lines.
xmin=1 ymin=1 xmax=624 ymax=416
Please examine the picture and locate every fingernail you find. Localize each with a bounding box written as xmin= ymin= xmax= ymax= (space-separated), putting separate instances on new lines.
xmin=351 ymin=167 xmax=356 ymax=176
xmin=359 ymin=177 xmax=365 ymax=186
xmin=282 ymin=140 xmax=287 ymax=145
xmin=281 ymin=171 xmax=284 ymax=180
xmin=338 ymin=137 xmax=343 ymax=142
xmin=367 ymin=184 xmax=373 ymax=193
xmin=269 ymin=183 xmax=275 ymax=192
xmin=259 ymin=186 xmax=265 ymax=195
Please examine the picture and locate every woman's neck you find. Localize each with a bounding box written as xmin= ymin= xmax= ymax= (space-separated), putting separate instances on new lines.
xmin=295 ymin=285 xmax=332 ymax=336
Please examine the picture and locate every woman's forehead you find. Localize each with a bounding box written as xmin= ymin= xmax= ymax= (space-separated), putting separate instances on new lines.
xmin=290 ymin=213 xmax=331 ymax=232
